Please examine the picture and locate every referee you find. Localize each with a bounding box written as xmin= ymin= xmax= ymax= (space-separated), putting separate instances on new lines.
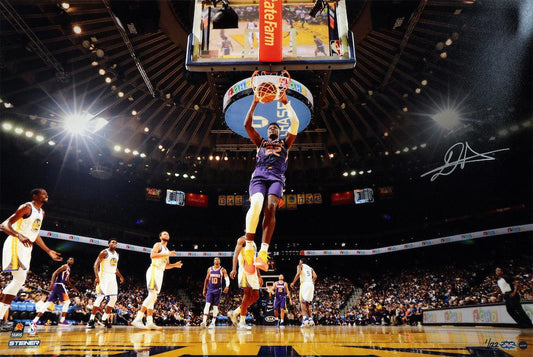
xmin=496 ymin=267 xmax=533 ymax=328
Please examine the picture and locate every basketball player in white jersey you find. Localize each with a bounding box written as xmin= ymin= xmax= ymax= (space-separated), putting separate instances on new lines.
xmin=132 ymin=231 xmax=183 ymax=330
xmin=0 ymin=188 xmax=62 ymax=330
xmin=87 ymin=238 xmax=124 ymax=329
xmin=228 ymin=236 xmax=262 ymax=330
xmin=290 ymin=258 xmax=317 ymax=327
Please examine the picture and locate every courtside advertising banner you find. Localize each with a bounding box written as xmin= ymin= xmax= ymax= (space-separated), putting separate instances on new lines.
xmin=423 ymin=303 xmax=533 ymax=325
xmin=259 ymin=0 xmax=282 ymax=62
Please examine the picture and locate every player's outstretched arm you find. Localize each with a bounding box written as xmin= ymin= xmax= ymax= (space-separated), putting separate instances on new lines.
xmin=244 ymin=97 xmax=262 ymax=147
xmin=166 ymin=261 xmax=183 ymax=270
xmin=35 ymin=235 xmax=62 ymax=261
xmin=279 ymin=92 xmax=299 ymax=150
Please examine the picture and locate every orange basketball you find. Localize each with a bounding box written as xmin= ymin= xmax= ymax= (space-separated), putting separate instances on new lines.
xmin=256 ymin=82 xmax=278 ymax=103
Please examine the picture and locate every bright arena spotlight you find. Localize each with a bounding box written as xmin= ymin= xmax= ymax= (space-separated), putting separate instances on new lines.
xmin=63 ymin=113 xmax=108 ymax=135
xmin=64 ymin=113 xmax=91 ymax=135
xmin=432 ymin=109 xmax=461 ymax=130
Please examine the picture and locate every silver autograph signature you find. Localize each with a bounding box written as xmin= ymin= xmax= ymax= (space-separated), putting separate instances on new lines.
xmin=421 ymin=142 xmax=510 ymax=182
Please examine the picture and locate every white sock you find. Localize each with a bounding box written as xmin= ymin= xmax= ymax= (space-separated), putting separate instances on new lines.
xmin=202 ymin=315 xmax=207 ymax=323
xmin=234 ymin=307 xmax=241 ymax=315
xmin=89 ymin=314 xmax=95 ymax=321
xmin=245 ymin=241 xmax=254 ymax=249
xmin=260 ymin=243 xmax=269 ymax=252
xmin=240 ymin=315 xmax=246 ymax=324
xmin=147 ymin=315 xmax=153 ymax=324
xmin=32 ymin=315 xmax=40 ymax=323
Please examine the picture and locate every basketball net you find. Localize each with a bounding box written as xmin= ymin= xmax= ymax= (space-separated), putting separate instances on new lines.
xmin=251 ymin=70 xmax=291 ymax=101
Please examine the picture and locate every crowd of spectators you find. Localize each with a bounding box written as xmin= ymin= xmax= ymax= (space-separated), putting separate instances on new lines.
xmin=344 ymin=261 xmax=532 ymax=326
xmin=1 ymin=260 xmax=531 ymax=327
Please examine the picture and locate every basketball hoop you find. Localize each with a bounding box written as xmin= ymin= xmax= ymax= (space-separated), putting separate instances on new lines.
xmin=251 ymin=70 xmax=291 ymax=101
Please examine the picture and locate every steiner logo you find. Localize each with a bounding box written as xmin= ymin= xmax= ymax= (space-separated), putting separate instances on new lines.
xmin=8 ymin=340 xmax=41 ymax=348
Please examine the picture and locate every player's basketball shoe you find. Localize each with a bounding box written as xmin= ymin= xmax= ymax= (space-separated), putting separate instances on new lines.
xmin=200 ymin=321 xmax=207 ymax=328
xmin=254 ymin=250 xmax=270 ymax=271
xmin=131 ymin=319 xmax=146 ymax=328
xmin=243 ymin=248 xmax=256 ymax=274
xmin=308 ymin=318 xmax=315 ymax=326
xmin=104 ymin=320 xmax=112 ymax=329
xmin=86 ymin=320 xmax=95 ymax=329
xmin=208 ymin=320 xmax=216 ymax=329
xmin=228 ymin=310 xmax=239 ymax=326
xmin=237 ymin=322 xmax=251 ymax=330
xmin=145 ymin=322 xmax=162 ymax=330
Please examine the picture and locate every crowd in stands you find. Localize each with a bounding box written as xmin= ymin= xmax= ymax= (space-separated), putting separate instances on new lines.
xmin=344 ymin=261 xmax=533 ymax=326
xmin=1 ymin=260 xmax=531 ymax=327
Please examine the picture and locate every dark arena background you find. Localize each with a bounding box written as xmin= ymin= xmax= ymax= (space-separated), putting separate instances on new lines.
xmin=0 ymin=0 xmax=532 ymax=356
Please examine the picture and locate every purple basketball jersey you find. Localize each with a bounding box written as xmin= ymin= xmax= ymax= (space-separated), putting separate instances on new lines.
xmin=274 ymin=282 xmax=287 ymax=310
xmin=55 ymin=266 xmax=70 ymax=284
xmin=274 ymin=282 xmax=287 ymax=299
xmin=251 ymin=139 xmax=288 ymax=181
xmin=207 ymin=267 xmax=222 ymax=291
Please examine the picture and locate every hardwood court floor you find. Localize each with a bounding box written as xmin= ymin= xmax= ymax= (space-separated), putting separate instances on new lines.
xmin=0 ymin=324 xmax=531 ymax=356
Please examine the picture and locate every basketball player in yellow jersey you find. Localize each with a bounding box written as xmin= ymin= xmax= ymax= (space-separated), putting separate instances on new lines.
xmin=290 ymin=258 xmax=317 ymax=327
xmin=132 ymin=231 xmax=183 ymax=330
xmin=0 ymin=188 xmax=62 ymax=330
xmin=87 ymin=239 xmax=124 ymax=329
xmin=228 ymin=236 xmax=262 ymax=330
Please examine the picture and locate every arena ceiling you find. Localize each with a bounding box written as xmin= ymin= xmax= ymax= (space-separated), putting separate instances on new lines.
xmin=0 ymin=0 xmax=530 ymax=192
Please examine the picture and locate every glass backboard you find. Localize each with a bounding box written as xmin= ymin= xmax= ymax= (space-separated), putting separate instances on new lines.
xmin=186 ymin=0 xmax=356 ymax=71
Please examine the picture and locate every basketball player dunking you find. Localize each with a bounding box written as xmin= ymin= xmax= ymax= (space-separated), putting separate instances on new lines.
xmin=132 ymin=231 xmax=183 ymax=330
xmin=241 ymin=91 xmax=299 ymax=273
xmin=0 ymin=188 xmax=62 ymax=331
xmin=228 ymin=236 xmax=263 ymax=330
xmin=201 ymin=257 xmax=229 ymax=328
xmin=87 ymin=239 xmax=124 ymax=329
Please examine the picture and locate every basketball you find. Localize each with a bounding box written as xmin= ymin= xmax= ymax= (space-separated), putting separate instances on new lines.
xmin=256 ymin=82 xmax=278 ymax=103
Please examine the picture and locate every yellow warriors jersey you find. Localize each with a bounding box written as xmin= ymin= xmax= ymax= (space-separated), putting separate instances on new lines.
xmin=300 ymin=264 xmax=313 ymax=284
xmin=100 ymin=249 xmax=119 ymax=274
xmin=151 ymin=244 xmax=169 ymax=271
xmin=11 ymin=202 xmax=43 ymax=243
